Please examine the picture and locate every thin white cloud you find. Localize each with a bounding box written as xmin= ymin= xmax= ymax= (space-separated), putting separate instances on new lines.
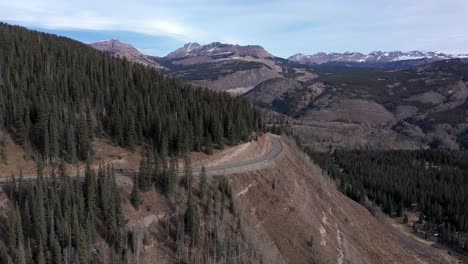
xmin=40 ymin=13 xmax=116 ymax=31
xmin=0 ymin=0 xmax=204 ymax=42
xmin=1 ymin=0 xmax=468 ymax=56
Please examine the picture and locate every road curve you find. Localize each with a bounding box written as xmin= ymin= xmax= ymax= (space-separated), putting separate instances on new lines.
xmin=190 ymin=133 xmax=283 ymax=176
xmin=0 ymin=134 xmax=283 ymax=185
xmin=117 ymin=133 xmax=282 ymax=177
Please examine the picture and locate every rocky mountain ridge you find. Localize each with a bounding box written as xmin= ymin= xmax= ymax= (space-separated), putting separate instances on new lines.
xmin=289 ymin=50 xmax=468 ymax=65
xmin=166 ymin=42 xmax=273 ymax=61
xmin=90 ymin=39 xmax=163 ymax=68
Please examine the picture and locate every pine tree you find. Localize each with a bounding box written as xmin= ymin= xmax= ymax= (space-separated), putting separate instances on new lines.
xmin=36 ymin=240 xmax=46 ymax=264
xmin=184 ymin=154 xmax=192 ymax=190
xmin=191 ymin=207 xmax=200 ymax=246
xmin=77 ymin=116 xmax=92 ymax=160
xmin=403 ymin=212 xmax=409 ymax=224
xmin=8 ymin=202 xmax=18 ymax=258
xmin=220 ymin=191 xmax=226 ymax=220
xmin=25 ymin=239 xmax=33 ymax=264
xmin=176 ymin=219 xmax=185 ymax=261
xmin=0 ymin=241 xmax=8 ymax=264
xmin=15 ymin=207 xmax=26 ymax=264
xmin=65 ymin=123 xmax=77 ymax=163
xmin=199 ymin=166 xmax=207 ymax=200
xmin=166 ymin=156 xmax=177 ymax=196
xmin=85 ymin=162 xmax=97 ymax=218
xmin=131 ymin=174 xmax=142 ymax=209
xmin=51 ymin=235 xmax=63 ymax=264
xmin=138 ymin=157 xmax=151 ymax=191
xmin=184 ymin=195 xmax=199 ymax=246
xmin=205 ymin=133 xmax=213 ymax=155
xmin=153 ymin=155 xmax=162 ymax=189
xmin=77 ymin=227 xmax=89 ymax=264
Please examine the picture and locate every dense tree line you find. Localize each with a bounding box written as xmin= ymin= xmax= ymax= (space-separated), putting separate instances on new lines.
xmin=307 ymin=148 xmax=468 ymax=249
xmin=0 ymin=23 xmax=263 ymax=163
xmin=1 ymin=163 xmax=133 ymax=263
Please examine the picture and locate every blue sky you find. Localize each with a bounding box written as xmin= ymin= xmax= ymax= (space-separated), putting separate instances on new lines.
xmin=1 ymin=0 xmax=468 ymax=57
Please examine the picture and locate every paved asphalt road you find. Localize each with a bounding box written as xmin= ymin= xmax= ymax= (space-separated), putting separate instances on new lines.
xmin=0 ymin=134 xmax=283 ymax=185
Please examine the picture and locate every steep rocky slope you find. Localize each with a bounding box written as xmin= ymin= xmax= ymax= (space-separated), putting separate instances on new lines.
xmin=155 ymin=43 xmax=313 ymax=95
xmin=228 ymin=137 xmax=465 ymax=263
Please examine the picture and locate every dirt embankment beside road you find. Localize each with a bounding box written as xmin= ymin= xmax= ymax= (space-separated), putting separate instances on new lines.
xmin=190 ymin=134 xmax=272 ymax=169
xmin=0 ymin=133 xmax=272 ymax=178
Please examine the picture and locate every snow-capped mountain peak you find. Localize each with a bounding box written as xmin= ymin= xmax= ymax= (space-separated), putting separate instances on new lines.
xmin=288 ymin=51 xmax=468 ymax=65
xmin=165 ymin=42 xmax=273 ymax=60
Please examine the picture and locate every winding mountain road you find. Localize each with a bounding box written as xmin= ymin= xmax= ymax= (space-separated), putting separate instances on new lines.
xmin=189 ymin=133 xmax=283 ymax=176
xmin=0 ymin=134 xmax=283 ymax=185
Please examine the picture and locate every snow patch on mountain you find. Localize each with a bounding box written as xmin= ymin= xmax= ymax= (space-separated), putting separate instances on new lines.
xmin=289 ymin=50 xmax=468 ymax=65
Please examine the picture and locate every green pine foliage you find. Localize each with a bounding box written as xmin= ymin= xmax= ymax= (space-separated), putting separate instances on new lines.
xmin=0 ymin=241 xmax=8 ymax=264
xmin=307 ymin=148 xmax=468 ymax=248
xmin=137 ymin=157 xmax=152 ymax=192
xmin=184 ymin=196 xmax=198 ymax=245
xmin=3 ymin=165 xmax=129 ymax=263
xmin=0 ymin=23 xmax=263 ymax=162
xmin=183 ymin=154 xmax=192 ymax=190
xmin=199 ymin=166 xmax=207 ymax=199
xmin=131 ymin=174 xmax=143 ymax=209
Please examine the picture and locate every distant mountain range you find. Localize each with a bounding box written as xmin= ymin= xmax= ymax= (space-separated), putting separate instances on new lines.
xmin=289 ymin=51 xmax=468 ymax=65
xmin=91 ymin=40 xmax=468 ymax=71
xmin=90 ymin=40 xmax=291 ymax=94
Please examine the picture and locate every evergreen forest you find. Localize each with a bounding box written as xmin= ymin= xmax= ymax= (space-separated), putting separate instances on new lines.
xmin=0 ymin=23 xmax=263 ymax=163
xmin=307 ymin=148 xmax=468 ymax=250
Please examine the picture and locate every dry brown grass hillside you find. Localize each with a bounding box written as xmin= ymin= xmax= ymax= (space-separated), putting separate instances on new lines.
xmin=228 ymin=137 xmax=465 ymax=264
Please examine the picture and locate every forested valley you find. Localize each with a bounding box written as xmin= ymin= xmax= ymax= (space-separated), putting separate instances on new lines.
xmin=306 ymin=147 xmax=468 ymax=251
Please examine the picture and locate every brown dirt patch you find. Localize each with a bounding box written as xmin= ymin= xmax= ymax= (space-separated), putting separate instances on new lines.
xmin=306 ymin=99 xmax=396 ymax=126
xmin=0 ymin=135 xmax=36 ymax=178
xmin=92 ymin=138 xmax=142 ymax=172
xmin=289 ymin=121 xmax=422 ymax=151
xmin=0 ymin=137 xmax=143 ymax=178
xmin=406 ymin=91 xmax=445 ymax=105
xmin=190 ymin=134 xmax=272 ymax=169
